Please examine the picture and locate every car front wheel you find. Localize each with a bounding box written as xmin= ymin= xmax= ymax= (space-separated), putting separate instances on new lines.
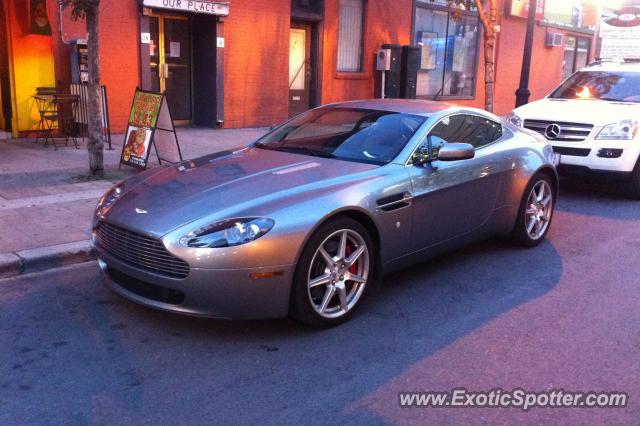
xmin=290 ymin=218 xmax=375 ymax=328
xmin=510 ymin=173 xmax=556 ymax=247
xmin=627 ymin=158 xmax=640 ymax=199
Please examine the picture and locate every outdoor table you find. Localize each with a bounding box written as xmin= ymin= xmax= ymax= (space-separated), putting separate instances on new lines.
xmin=33 ymin=93 xmax=80 ymax=149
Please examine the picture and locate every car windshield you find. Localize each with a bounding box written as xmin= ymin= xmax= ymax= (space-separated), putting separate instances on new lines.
xmin=254 ymin=108 xmax=426 ymax=165
xmin=550 ymin=70 xmax=640 ymax=103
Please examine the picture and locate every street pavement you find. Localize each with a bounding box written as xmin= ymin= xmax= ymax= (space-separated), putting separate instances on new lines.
xmin=1 ymin=177 xmax=640 ymax=424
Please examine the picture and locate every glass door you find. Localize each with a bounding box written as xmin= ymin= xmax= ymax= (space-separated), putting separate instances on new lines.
xmin=563 ymin=36 xmax=591 ymax=81
xmin=148 ymin=14 xmax=192 ymax=122
xmin=289 ymin=23 xmax=312 ymax=117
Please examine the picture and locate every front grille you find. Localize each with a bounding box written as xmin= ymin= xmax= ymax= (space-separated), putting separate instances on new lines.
xmin=553 ymin=146 xmax=591 ymax=157
xmin=95 ymin=221 xmax=190 ymax=279
xmin=524 ymin=119 xmax=593 ymax=142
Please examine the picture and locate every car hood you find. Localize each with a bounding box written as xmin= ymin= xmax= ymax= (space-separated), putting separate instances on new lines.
xmin=102 ymin=147 xmax=377 ymax=236
xmin=514 ymin=98 xmax=640 ymax=127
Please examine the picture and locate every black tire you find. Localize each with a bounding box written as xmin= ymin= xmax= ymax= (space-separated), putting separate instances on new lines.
xmin=627 ymin=158 xmax=640 ymax=200
xmin=290 ymin=217 xmax=376 ymax=328
xmin=510 ymin=172 xmax=556 ymax=247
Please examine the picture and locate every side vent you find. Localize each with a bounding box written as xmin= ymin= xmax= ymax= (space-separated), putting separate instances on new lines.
xmin=376 ymin=192 xmax=413 ymax=212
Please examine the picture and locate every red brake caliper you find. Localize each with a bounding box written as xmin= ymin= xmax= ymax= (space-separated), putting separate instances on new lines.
xmin=345 ymin=243 xmax=358 ymax=274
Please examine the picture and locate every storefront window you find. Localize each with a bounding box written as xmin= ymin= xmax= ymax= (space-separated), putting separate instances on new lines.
xmin=562 ymin=36 xmax=590 ymax=81
xmin=337 ymin=0 xmax=364 ymax=72
xmin=414 ymin=3 xmax=479 ymax=98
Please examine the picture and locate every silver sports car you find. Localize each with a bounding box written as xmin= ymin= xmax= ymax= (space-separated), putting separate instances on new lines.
xmin=94 ymin=100 xmax=558 ymax=327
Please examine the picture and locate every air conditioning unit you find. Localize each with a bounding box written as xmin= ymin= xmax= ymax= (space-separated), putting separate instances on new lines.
xmin=376 ymin=48 xmax=391 ymax=71
xmin=546 ymin=32 xmax=563 ymax=47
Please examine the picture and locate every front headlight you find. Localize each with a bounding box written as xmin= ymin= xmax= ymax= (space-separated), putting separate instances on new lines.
xmin=179 ymin=218 xmax=275 ymax=248
xmin=596 ymin=119 xmax=639 ymax=140
xmin=506 ymin=112 xmax=523 ymax=128
xmin=95 ymin=183 xmax=124 ymax=218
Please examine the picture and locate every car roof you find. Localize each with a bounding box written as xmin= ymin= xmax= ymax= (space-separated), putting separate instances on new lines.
xmin=582 ymin=61 xmax=640 ymax=73
xmin=323 ymin=99 xmax=459 ymax=116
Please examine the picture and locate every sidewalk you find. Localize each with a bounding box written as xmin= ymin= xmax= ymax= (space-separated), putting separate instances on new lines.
xmin=0 ymin=127 xmax=268 ymax=277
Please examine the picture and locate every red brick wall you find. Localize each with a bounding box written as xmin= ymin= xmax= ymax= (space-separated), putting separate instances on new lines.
xmin=494 ymin=15 xmax=561 ymax=115
xmin=98 ymin=2 xmax=140 ymax=133
xmin=49 ymin=2 xmax=138 ymax=134
xmin=47 ymin=0 xmax=597 ymax=131
xmin=223 ymin=0 xmax=290 ymax=128
xmin=320 ymin=0 xmax=413 ymax=105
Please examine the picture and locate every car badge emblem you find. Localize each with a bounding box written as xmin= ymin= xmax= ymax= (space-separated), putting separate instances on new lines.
xmin=545 ymin=123 xmax=561 ymax=140
xmin=135 ymin=208 xmax=148 ymax=214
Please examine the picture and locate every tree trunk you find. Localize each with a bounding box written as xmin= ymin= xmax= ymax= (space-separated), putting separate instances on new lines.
xmin=483 ymin=32 xmax=495 ymax=113
xmin=474 ymin=0 xmax=496 ymax=113
xmin=85 ymin=5 xmax=103 ymax=176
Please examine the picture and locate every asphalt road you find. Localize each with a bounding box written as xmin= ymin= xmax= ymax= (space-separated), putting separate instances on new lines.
xmin=1 ymin=176 xmax=640 ymax=424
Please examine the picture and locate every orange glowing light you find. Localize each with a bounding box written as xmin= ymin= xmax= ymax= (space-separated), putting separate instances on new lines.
xmin=576 ymin=86 xmax=592 ymax=99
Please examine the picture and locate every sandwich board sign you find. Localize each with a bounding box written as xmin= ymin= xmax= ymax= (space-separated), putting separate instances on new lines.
xmin=120 ymin=88 xmax=183 ymax=169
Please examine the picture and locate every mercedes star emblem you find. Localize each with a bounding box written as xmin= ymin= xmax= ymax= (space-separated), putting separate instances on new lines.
xmin=545 ymin=123 xmax=561 ymax=140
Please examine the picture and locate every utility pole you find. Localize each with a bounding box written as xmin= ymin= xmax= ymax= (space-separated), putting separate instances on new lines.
xmin=515 ymin=0 xmax=537 ymax=107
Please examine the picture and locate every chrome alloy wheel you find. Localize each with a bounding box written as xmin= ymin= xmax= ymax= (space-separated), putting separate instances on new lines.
xmin=307 ymin=229 xmax=370 ymax=319
xmin=525 ymin=180 xmax=553 ymax=240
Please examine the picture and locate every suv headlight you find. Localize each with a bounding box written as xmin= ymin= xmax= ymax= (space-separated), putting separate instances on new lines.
xmin=596 ymin=119 xmax=639 ymax=140
xmin=506 ymin=112 xmax=523 ymax=128
xmin=179 ymin=218 xmax=275 ymax=248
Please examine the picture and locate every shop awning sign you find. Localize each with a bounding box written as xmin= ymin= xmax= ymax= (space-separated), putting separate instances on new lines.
xmin=142 ymin=0 xmax=230 ymax=15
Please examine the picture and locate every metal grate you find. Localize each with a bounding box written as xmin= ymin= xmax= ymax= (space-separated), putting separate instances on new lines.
xmin=96 ymin=221 xmax=189 ymax=279
xmin=524 ymin=119 xmax=593 ymax=142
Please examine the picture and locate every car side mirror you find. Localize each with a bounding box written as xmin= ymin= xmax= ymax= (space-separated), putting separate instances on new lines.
xmin=437 ymin=143 xmax=475 ymax=161
xmin=412 ymin=142 xmax=431 ymax=165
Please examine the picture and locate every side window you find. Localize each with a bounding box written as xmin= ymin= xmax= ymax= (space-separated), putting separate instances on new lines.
xmin=481 ymin=118 xmax=503 ymax=145
xmin=430 ymin=114 xmax=503 ymax=149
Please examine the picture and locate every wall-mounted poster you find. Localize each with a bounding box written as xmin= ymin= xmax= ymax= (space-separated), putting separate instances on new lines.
xmin=419 ymin=32 xmax=438 ymax=70
xmin=600 ymin=4 xmax=640 ymax=59
xmin=120 ymin=89 xmax=183 ymax=169
xmin=542 ymin=0 xmax=598 ymax=32
xmin=507 ymin=0 xmax=545 ymax=20
xmin=30 ymin=0 xmax=52 ymax=35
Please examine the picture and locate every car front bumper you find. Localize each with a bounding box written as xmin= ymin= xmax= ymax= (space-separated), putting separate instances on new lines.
xmin=553 ymin=139 xmax=640 ymax=173
xmin=96 ymin=245 xmax=296 ymax=320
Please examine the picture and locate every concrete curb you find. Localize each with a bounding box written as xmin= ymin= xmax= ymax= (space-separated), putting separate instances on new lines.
xmin=0 ymin=240 xmax=95 ymax=279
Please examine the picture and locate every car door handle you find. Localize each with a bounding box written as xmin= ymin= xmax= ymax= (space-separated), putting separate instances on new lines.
xmin=376 ymin=192 xmax=413 ymax=211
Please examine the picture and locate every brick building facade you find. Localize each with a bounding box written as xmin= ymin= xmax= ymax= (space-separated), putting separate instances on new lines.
xmin=0 ymin=0 xmax=600 ymax=136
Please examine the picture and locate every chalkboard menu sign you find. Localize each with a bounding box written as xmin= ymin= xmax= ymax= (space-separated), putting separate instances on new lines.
xmin=120 ymin=89 xmax=182 ymax=169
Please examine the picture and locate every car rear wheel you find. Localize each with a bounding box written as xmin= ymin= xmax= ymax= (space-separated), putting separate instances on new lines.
xmin=290 ymin=218 xmax=375 ymax=328
xmin=510 ymin=173 xmax=556 ymax=247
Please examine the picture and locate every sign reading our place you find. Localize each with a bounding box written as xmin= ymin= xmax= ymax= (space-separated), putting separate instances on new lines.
xmin=142 ymin=0 xmax=230 ymax=15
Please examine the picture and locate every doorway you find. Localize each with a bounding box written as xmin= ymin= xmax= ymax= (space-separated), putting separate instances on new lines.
xmin=289 ymin=22 xmax=317 ymax=117
xmin=149 ymin=14 xmax=192 ymax=123
xmin=562 ymin=36 xmax=591 ymax=81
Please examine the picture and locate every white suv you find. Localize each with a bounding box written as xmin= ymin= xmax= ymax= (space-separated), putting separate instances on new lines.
xmin=508 ymin=62 xmax=640 ymax=197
